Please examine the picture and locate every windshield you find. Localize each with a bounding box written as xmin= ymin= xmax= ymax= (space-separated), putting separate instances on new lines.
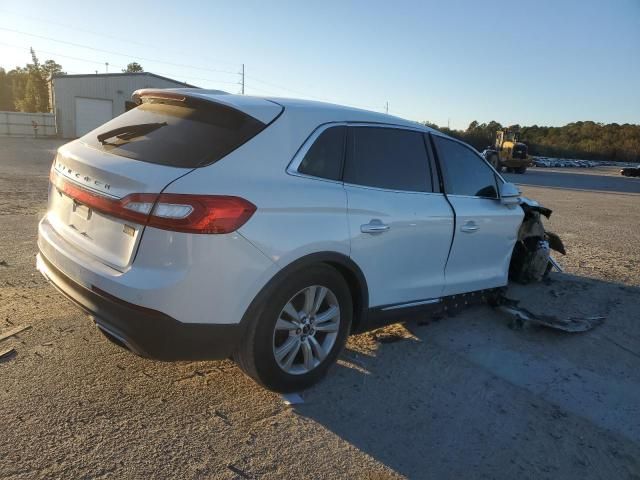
xmin=82 ymin=98 xmax=267 ymax=168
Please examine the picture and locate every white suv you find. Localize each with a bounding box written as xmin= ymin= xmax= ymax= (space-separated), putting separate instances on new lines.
xmin=37 ymin=89 xmax=523 ymax=392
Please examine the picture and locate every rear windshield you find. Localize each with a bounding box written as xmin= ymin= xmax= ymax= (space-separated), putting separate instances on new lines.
xmin=81 ymin=98 xmax=268 ymax=168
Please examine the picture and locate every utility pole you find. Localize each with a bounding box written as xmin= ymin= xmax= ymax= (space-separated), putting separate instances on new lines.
xmin=105 ymin=62 xmax=109 ymax=73
xmin=447 ymin=118 xmax=450 ymax=129
xmin=240 ymin=64 xmax=245 ymax=95
xmin=385 ymin=101 xmax=389 ymax=114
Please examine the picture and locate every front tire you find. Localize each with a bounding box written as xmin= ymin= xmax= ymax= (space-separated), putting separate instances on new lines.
xmin=235 ymin=264 xmax=352 ymax=393
xmin=514 ymin=166 xmax=527 ymax=174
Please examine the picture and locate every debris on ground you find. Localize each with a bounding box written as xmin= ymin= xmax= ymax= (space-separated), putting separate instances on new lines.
xmin=369 ymin=323 xmax=417 ymax=344
xmin=372 ymin=332 xmax=406 ymax=344
xmin=509 ymin=198 xmax=566 ymax=284
xmin=0 ymin=260 xmax=8 ymax=267
xmin=281 ymin=393 xmax=304 ymax=406
xmin=226 ymin=464 xmax=251 ymax=479
xmin=0 ymin=324 xmax=31 ymax=342
xmin=493 ymin=296 xmax=604 ymax=333
xmin=213 ymin=409 xmax=232 ymax=426
xmin=0 ymin=347 xmax=16 ymax=361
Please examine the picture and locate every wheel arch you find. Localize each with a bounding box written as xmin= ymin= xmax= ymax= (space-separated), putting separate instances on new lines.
xmin=239 ymin=251 xmax=369 ymax=334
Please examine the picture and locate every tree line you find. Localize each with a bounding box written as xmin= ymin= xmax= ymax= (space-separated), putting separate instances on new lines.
xmin=0 ymin=49 xmax=64 ymax=113
xmin=0 ymin=48 xmax=144 ymax=113
xmin=1 ymin=49 xmax=637 ymax=162
xmin=425 ymin=120 xmax=640 ymax=163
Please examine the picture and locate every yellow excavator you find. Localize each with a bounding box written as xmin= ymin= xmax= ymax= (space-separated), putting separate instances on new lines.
xmin=483 ymin=130 xmax=532 ymax=174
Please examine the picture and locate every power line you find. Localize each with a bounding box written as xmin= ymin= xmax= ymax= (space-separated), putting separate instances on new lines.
xmin=240 ymin=64 xmax=245 ymax=95
xmin=0 ymin=42 xmax=239 ymax=87
xmin=0 ymin=8 xmax=241 ymax=67
xmin=0 ymin=41 xmax=106 ymax=66
xmin=0 ymin=27 xmax=239 ymax=76
xmin=0 ymin=26 xmax=413 ymax=118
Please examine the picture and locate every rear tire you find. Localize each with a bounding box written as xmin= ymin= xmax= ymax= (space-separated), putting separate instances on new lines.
xmin=235 ymin=264 xmax=352 ymax=393
xmin=515 ymin=166 xmax=527 ymax=174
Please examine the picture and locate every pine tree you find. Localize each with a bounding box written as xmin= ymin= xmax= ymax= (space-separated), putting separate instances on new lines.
xmin=122 ymin=62 xmax=144 ymax=73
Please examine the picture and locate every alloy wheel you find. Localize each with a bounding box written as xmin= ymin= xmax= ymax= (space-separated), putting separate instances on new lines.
xmin=272 ymin=285 xmax=341 ymax=375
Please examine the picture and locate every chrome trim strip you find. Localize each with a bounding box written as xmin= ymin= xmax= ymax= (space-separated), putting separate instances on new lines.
xmin=381 ymin=298 xmax=441 ymax=311
xmin=446 ymin=193 xmax=500 ymax=200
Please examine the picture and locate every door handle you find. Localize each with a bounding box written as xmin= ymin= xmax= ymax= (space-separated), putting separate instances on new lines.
xmin=361 ymin=219 xmax=390 ymax=234
xmin=460 ymin=221 xmax=479 ymax=233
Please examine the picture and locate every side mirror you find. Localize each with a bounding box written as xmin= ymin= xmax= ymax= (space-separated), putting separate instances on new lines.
xmin=499 ymin=182 xmax=521 ymax=205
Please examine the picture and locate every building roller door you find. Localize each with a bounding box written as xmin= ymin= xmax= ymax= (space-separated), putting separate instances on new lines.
xmin=75 ymin=98 xmax=113 ymax=137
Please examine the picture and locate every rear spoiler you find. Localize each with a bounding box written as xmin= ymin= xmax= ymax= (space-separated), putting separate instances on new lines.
xmin=132 ymin=88 xmax=283 ymax=124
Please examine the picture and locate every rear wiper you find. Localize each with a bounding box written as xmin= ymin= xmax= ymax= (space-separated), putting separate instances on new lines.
xmin=97 ymin=122 xmax=167 ymax=145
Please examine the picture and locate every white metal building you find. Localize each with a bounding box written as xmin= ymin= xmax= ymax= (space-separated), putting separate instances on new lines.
xmin=49 ymin=73 xmax=197 ymax=138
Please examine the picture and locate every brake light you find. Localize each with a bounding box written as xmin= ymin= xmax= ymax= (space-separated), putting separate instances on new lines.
xmin=50 ymin=173 xmax=256 ymax=234
xmin=127 ymin=193 xmax=256 ymax=234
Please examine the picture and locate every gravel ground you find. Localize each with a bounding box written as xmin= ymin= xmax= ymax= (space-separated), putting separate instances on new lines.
xmin=1 ymin=137 xmax=639 ymax=479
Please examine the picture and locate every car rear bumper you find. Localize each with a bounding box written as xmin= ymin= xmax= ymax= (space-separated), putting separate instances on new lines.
xmin=36 ymin=251 xmax=243 ymax=361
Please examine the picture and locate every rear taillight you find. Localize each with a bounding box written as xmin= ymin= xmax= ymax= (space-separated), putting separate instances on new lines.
xmin=51 ymin=173 xmax=256 ymax=234
xmin=123 ymin=193 xmax=256 ymax=234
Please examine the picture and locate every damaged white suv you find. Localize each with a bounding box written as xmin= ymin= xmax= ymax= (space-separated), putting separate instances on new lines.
xmin=37 ymin=89 xmax=526 ymax=392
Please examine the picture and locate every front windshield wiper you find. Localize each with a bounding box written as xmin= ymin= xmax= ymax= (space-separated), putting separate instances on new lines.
xmin=97 ymin=122 xmax=167 ymax=145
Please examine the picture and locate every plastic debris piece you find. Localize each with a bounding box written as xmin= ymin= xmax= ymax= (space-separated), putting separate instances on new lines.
xmin=495 ymin=297 xmax=604 ymax=333
xmin=0 ymin=324 xmax=31 ymax=342
xmin=548 ymin=255 xmax=564 ymax=273
xmin=0 ymin=347 xmax=16 ymax=361
xmin=281 ymin=393 xmax=304 ymax=406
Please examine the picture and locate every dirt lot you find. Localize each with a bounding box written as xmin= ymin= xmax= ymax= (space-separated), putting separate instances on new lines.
xmin=1 ymin=137 xmax=639 ymax=479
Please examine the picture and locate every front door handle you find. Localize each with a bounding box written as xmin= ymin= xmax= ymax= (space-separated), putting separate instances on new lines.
xmin=361 ymin=219 xmax=390 ymax=234
xmin=460 ymin=221 xmax=479 ymax=233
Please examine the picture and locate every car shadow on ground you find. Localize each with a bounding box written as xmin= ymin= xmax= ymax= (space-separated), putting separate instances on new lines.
xmin=295 ymin=273 xmax=640 ymax=479
xmin=503 ymin=169 xmax=640 ymax=195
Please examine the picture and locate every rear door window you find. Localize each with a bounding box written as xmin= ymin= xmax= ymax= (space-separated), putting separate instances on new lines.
xmin=344 ymin=127 xmax=432 ymax=192
xmin=432 ymin=135 xmax=498 ymax=198
xmin=82 ymin=98 xmax=268 ymax=168
xmin=298 ymin=126 xmax=346 ymax=181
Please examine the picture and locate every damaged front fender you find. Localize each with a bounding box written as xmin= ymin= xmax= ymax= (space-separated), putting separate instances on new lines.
xmin=509 ymin=197 xmax=566 ymax=284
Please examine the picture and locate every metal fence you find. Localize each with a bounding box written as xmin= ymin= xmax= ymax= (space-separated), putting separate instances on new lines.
xmin=0 ymin=111 xmax=56 ymax=137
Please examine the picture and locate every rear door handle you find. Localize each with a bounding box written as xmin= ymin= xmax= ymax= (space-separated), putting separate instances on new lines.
xmin=361 ymin=219 xmax=390 ymax=234
xmin=460 ymin=221 xmax=479 ymax=233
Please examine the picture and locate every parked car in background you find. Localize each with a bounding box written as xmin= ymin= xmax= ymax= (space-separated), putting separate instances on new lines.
xmin=620 ymin=165 xmax=640 ymax=177
xmin=37 ymin=89 xmax=524 ymax=392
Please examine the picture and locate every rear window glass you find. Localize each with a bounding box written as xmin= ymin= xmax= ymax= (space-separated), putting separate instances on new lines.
xmin=81 ymin=98 xmax=267 ymax=168
xmin=298 ymin=126 xmax=345 ymax=180
xmin=344 ymin=127 xmax=432 ymax=192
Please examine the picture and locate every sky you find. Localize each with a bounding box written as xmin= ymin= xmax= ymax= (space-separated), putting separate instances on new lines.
xmin=0 ymin=0 xmax=638 ymax=129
